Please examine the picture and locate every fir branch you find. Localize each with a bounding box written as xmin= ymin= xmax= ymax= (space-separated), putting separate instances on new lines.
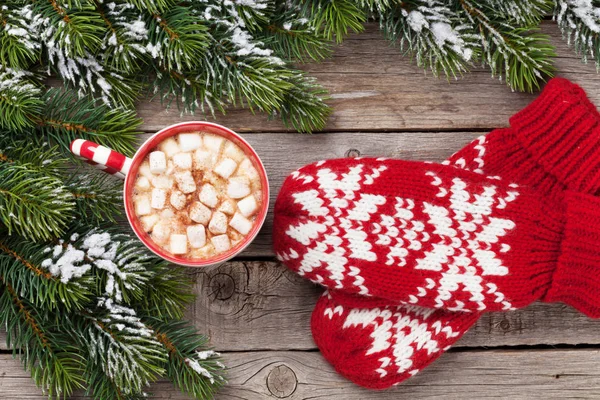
xmin=0 ymin=232 xmax=93 ymax=310
xmin=276 ymin=73 xmax=331 ymax=133
xmin=150 ymin=64 xmax=227 ymax=117
xmin=38 ymin=88 xmax=142 ymax=156
xmin=64 ymin=172 xmax=123 ymax=224
xmin=0 ymin=67 xmax=44 ymax=131
xmin=259 ymin=13 xmax=332 ymax=62
xmin=484 ymin=0 xmax=552 ymax=25
xmin=34 ymin=0 xmax=104 ymax=57
xmin=52 ymin=225 xmax=154 ymax=304
xmin=0 ymin=5 xmax=42 ymax=69
xmin=147 ymin=317 xmax=226 ymax=399
xmin=0 ymin=277 xmax=86 ymax=398
xmin=76 ymin=298 xmax=167 ymax=395
xmin=379 ymin=0 xmax=477 ymax=79
xmin=555 ymin=0 xmax=600 ymax=68
xmin=141 ymin=264 xmax=194 ymax=320
xmin=0 ymin=162 xmax=74 ymax=241
xmin=294 ymin=0 xmax=367 ymax=43
xmin=46 ymin=47 xmax=142 ymax=107
xmin=146 ymin=6 xmax=210 ymax=71
xmin=126 ymin=0 xmax=173 ymax=13
xmin=94 ymin=0 xmax=149 ymax=72
xmin=459 ymin=0 xmax=555 ymax=91
xmin=0 ymin=135 xmax=66 ymax=177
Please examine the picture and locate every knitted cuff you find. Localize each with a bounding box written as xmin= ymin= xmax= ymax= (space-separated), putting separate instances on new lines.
xmin=543 ymin=191 xmax=600 ymax=317
xmin=510 ymin=78 xmax=600 ymax=195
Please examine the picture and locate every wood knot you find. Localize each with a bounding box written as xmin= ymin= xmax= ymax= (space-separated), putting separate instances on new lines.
xmin=266 ymin=364 xmax=297 ymax=398
xmin=499 ymin=318 xmax=510 ymax=331
xmin=208 ymin=273 xmax=235 ymax=301
xmin=345 ymin=148 xmax=361 ymax=158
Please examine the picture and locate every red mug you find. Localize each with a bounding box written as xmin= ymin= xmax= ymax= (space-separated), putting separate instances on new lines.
xmin=70 ymin=121 xmax=269 ymax=267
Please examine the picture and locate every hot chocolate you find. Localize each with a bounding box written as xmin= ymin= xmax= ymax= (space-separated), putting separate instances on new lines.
xmin=132 ymin=132 xmax=263 ymax=259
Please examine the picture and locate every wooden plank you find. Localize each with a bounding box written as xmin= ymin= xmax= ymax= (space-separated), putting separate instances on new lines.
xmin=136 ymin=22 xmax=600 ymax=133
xmin=2 ymin=261 xmax=599 ymax=352
xmin=191 ymin=262 xmax=600 ymax=351
xmin=1 ymin=349 xmax=600 ymax=399
xmin=129 ymin=130 xmax=484 ymax=257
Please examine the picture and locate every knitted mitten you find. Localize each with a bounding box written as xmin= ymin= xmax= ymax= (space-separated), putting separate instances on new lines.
xmin=273 ymin=77 xmax=600 ymax=388
xmin=274 ymin=157 xmax=600 ymax=313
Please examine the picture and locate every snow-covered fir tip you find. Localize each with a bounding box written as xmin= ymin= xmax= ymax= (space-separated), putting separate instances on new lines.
xmin=87 ymin=296 xmax=166 ymax=393
xmin=41 ymin=239 xmax=92 ymax=284
xmin=558 ymin=0 xmax=600 ymax=33
xmin=98 ymin=2 xmax=149 ymax=62
xmin=1 ymin=5 xmax=44 ymax=53
xmin=198 ymin=0 xmax=284 ymax=65
xmin=556 ymin=0 xmax=600 ymax=65
xmin=41 ymin=229 xmax=150 ymax=299
xmin=184 ymin=350 xmax=224 ymax=384
xmin=403 ymin=2 xmax=474 ymax=62
xmin=0 ymin=66 xmax=40 ymax=95
xmin=46 ymin=44 xmax=121 ymax=105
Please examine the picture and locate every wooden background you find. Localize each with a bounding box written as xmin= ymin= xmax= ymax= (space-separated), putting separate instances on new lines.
xmin=3 ymin=22 xmax=600 ymax=399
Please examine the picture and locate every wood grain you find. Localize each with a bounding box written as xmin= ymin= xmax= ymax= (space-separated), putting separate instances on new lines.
xmin=1 ymin=349 xmax=600 ymax=399
xmin=136 ymin=22 xmax=600 ymax=133
xmin=188 ymin=262 xmax=600 ymax=351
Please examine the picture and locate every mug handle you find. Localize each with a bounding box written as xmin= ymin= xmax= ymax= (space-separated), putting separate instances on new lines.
xmin=70 ymin=139 xmax=133 ymax=180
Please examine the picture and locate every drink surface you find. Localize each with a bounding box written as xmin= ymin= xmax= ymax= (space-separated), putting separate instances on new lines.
xmin=132 ymin=132 xmax=263 ymax=259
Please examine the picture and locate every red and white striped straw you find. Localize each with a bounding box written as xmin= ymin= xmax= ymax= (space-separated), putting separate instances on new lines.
xmin=70 ymin=139 xmax=132 ymax=179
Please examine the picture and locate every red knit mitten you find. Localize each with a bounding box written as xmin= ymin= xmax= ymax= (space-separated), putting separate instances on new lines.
xmin=274 ymin=77 xmax=600 ymax=389
xmin=274 ymin=157 xmax=600 ymax=313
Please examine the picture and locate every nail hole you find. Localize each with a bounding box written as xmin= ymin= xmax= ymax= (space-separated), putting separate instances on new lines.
xmin=345 ymin=148 xmax=361 ymax=158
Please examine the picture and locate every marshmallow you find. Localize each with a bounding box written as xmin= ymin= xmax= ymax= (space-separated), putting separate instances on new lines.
xmin=239 ymin=158 xmax=260 ymax=181
xmin=135 ymin=176 xmax=151 ymax=191
xmin=151 ymin=175 xmax=173 ymax=189
xmin=158 ymin=137 xmax=180 ymax=158
xmin=152 ymin=222 xmax=171 ymax=245
xmin=189 ymin=201 xmax=212 ymax=225
xmin=214 ymin=158 xmax=237 ymax=179
xmin=218 ymin=199 xmax=236 ymax=215
xmin=203 ymin=134 xmax=224 ymax=153
xmin=199 ymin=184 xmax=219 ymax=208
xmin=138 ymin=161 xmax=154 ymax=179
xmin=227 ymin=176 xmax=251 ymax=199
xmin=174 ymin=170 xmax=196 ymax=193
xmin=151 ymin=188 xmax=167 ymax=209
xmin=178 ymin=133 xmax=202 ymax=152
xmin=223 ymin=142 xmax=246 ymax=163
xmin=149 ymin=151 xmax=167 ymax=174
xmin=140 ymin=214 xmax=159 ymax=232
xmin=173 ymin=152 xmax=192 ymax=169
xmin=194 ymin=149 xmax=216 ymax=169
xmin=237 ymin=195 xmax=258 ymax=217
xmin=229 ymin=212 xmax=252 ymax=235
xmin=208 ymin=211 xmax=228 ymax=234
xmin=170 ymin=190 xmax=187 ymax=210
xmin=169 ymin=234 xmax=188 ymax=254
xmin=193 ymin=243 xmax=215 ymax=258
xmin=160 ymin=208 xmax=175 ymax=220
xmin=186 ymin=225 xmax=206 ymax=248
xmin=165 ymin=160 xmax=176 ymax=176
xmin=134 ymin=195 xmax=151 ymax=216
xmin=211 ymin=234 xmax=231 ymax=253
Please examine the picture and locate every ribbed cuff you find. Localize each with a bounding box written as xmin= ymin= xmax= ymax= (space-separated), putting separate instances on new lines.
xmin=510 ymin=77 xmax=600 ymax=195
xmin=543 ymin=191 xmax=600 ymax=317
